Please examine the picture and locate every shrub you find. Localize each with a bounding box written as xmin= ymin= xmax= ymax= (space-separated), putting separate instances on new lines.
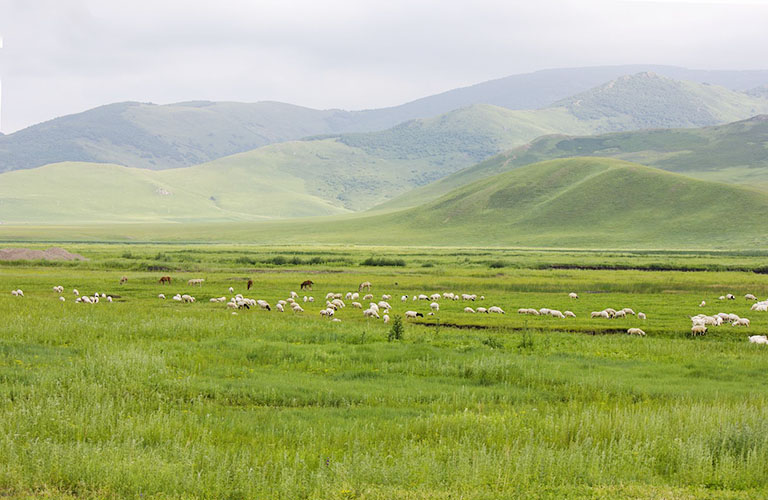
xmin=387 ymin=315 xmax=405 ymax=342
xmin=361 ymin=257 xmax=406 ymax=267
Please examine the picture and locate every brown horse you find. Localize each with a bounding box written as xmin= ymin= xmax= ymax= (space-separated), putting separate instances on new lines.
xmin=247 ymin=279 xmax=253 ymax=290
xmin=300 ymin=280 xmax=314 ymax=290
xmin=159 ymin=276 xmax=171 ymax=285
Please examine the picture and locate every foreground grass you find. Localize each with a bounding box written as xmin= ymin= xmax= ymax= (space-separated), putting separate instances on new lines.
xmin=1 ymin=246 xmax=768 ymax=498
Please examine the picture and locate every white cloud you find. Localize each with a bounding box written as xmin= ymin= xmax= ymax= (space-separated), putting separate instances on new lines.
xmin=0 ymin=0 xmax=767 ymax=132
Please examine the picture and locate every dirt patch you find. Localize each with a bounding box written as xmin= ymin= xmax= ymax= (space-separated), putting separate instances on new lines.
xmin=0 ymin=247 xmax=87 ymax=261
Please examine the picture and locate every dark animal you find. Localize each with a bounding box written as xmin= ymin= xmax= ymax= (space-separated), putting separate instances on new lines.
xmin=247 ymin=279 xmax=253 ymax=290
xmin=300 ymin=280 xmax=314 ymax=290
xmin=159 ymin=276 xmax=171 ymax=285
xmin=415 ymin=312 xmax=424 ymax=317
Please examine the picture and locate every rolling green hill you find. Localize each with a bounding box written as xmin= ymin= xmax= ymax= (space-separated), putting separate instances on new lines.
xmin=3 ymin=67 xmax=768 ymax=174
xmin=5 ymin=158 xmax=768 ymax=249
xmin=381 ymin=114 xmax=768 ymax=210
xmin=4 ymin=74 xmax=768 ymax=223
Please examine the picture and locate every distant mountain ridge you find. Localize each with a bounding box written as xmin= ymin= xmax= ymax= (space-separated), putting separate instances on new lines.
xmin=1 ymin=65 xmax=768 ymax=172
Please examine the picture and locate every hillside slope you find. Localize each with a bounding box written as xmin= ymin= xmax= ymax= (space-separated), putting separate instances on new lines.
xmin=382 ymin=114 xmax=768 ymax=210
xmin=5 ymin=158 xmax=768 ymax=249
xmin=3 ymin=67 xmax=768 ymax=173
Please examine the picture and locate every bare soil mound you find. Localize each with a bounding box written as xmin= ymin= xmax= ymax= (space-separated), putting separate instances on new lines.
xmin=0 ymin=247 xmax=87 ymax=261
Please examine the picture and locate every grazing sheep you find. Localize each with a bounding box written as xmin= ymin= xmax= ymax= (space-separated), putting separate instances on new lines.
xmin=73 ymin=289 xmax=79 ymax=296
xmin=749 ymin=335 xmax=768 ymax=345
xmin=188 ymin=279 xmax=204 ymax=286
xmin=359 ymin=281 xmax=372 ymax=291
xmin=320 ymin=308 xmax=334 ymax=317
xmin=699 ymin=301 xmax=706 ymax=307
xmin=476 ymin=307 xmax=488 ymax=313
xmin=488 ymin=306 xmax=505 ymax=314
xmin=591 ymin=311 xmax=610 ymax=319
xmin=256 ymin=300 xmax=271 ymax=311
xmin=59 ymin=296 xmax=65 ymax=302
xmin=603 ymin=308 xmax=617 ymax=318
xmin=430 ymin=294 xmax=441 ymax=302
xmin=228 ymin=287 xmax=234 ymax=293
xmin=613 ymin=310 xmax=627 ymax=319
xmin=539 ymin=308 xmax=550 ymax=316
xmin=181 ymin=294 xmax=195 ymax=303
xmin=691 ymin=324 xmax=708 ymax=336
xmin=518 ymin=308 xmax=540 ymax=316
xmin=383 ymin=314 xmax=390 ymax=324
xmin=352 ymin=302 xmax=363 ymax=309
xmin=292 ymin=304 xmax=304 ymax=313
xmin=276 ymin=303 xmax=284 ymax=312
xmin=622 ymin=308 xmax=636 ymax=316
xmin=746 ymin=294 xmax=758 ymax=301
xmin=718 ymin=296 xmax=726 ymax=300
xmin=382 ymin=294 xmax=392 ymax=301
xmin=637 ymin=312 xmax=646 ymax=320
xmin=726 ymin=294 xmax=735 ymax=300
xmin=568 ymin=292 xmax=579 ymax=299
xmin=549 ymin=310 xmax=565 ymax=319
xmin=464 ymin=307 xmax=476 ymax=313
xmin=752 ymin=302 xmax=768 ymax=312
xmin=107 ymin=296 xmax=113 ymax=303
xmin=401 ymin=295 xmax=408 ymax=302
xmin=363 ymin=294 xmax=373 ymax=301
xmin=732 ymin=318 xmax=750 ymax=327
xmin=363 ymin=308 xmax=380 ymax=319
xmin=564 ymin=311 xmax=576 ymax=318
xmin=430 ymin=302 xmax=440 ymax=312
xmin=627 ymin=328 xmax=646 ymax=336
xmin=332 ymin=299 xmax=346 ymax=309
xmin=405 ymin=311 xmax=423 ymax=319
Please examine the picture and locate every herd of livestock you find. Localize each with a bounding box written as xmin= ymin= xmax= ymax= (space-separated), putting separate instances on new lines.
xmin=7 ymin=277 xmax=768 ymax=342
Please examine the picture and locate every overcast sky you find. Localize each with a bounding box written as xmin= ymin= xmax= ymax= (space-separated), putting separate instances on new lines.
xmin=0 ymin=0 xmax=767 ymax=133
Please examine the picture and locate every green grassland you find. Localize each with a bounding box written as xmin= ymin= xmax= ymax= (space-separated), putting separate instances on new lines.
xmin=5 ymin=158 xmax=768 ymax=250
xmin=2 ymin=244 xmax=768 ymax=498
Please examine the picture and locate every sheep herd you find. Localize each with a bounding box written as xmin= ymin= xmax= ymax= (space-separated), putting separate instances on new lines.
xmin=7 ymin=280 xmax=768 ymax=344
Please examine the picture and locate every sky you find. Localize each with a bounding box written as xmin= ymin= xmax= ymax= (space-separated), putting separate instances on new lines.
xmin=0 ymin=0 xmax=767 ymax=133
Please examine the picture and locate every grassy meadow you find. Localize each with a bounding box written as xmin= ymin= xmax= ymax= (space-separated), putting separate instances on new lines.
xmin=1 ymin=244 xmax=768 ymax=498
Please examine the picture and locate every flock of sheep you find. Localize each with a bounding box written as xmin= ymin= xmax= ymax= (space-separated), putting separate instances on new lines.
xmin=7 ymin=280 xmax=768 ymax=343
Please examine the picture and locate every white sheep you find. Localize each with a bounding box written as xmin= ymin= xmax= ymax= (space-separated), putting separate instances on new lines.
xmin=59 ymin=296 xmax=65 ymax=302
xmin=382 ymin=294 xmax=392 ymax=301
xmin=158 ymin=294 xmax=166 ymax=299
xmin=430 ymin=294 xmax=441 ymax=302
xmin=464 ymin=307 xmax=475 ymax=313
xmin=352 ymin=302 xmax=363 ymax=309
xmin=378 ymin=301 xmax=391 ymax=310
xmin=308 ymin=297 xmax=314 ymax=303
xmin=613 ymin=310 xmax=627 ymax=319
xmin=256 ymin=300 xmax=271 ymax=311
xmin=627 ymin=328 xmax=646 ymax=336
xmin=726 ymin=294 xmax=735 ymax=300
xmin=228 ymin=287 xmax=235 ymax=293
xmin=637 ymin=312 xmax=646 ymax=320
xmin=622 ymin=308 xmax=636 ymax=316
xmin=745 ymin=294 xmax=758 ymax=301
xmin=568 ymin=292 xmax=578 ymax=299
xmin=401 ymin=295 xmax=408 ymax=302
xmin=476 ymin=307 xmax=487 ymax=313
xmin=291 ymin=291 xmax=299 ymax=299
xmin=276 ymin=303 xmax=284 ymax=312
xmin=363 ymin=308 xmax=380 ymax=319
xmin=549 ymin=310 xmax=565 ymax=319
xmin=564 ymin=311 xmax=576 ymax=318
xmin=691 ymin=324 xmax=707 ymax=336
xmin=699 ymin=301 xmax=706 ymax=307
xmin=383 ymin=314 xmax=390 ymax=324
xmin=73 ymin=289 xmax=79 ymax=296
xmin=404 ymin=311 xmax=423 ymax=319
xmin=430 ymin=302 xmax=440 ymax=312
xmin=488 ymin=306 xmax=505 ymax=314
xmin=591 ymin=311 xmax=610 ymax=319
xmin=363 ymin=294 xmax=373 ymax=301
xmin=732 ymin=318 xmax=750 ymax=327
xmin=292 ymin=304 xmax=304 ymax=313
xmin=749 ymin=335 xmax=768 ymax=344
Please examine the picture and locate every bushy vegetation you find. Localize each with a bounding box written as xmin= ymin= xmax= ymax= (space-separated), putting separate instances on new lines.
xmin=360 ymin=256 xmax=406 ymax=267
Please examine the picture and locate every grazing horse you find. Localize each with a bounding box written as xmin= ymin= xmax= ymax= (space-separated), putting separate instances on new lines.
xmin=300 ymin=280 xmax=314 ymax=290
xmin=119 ymin=276 xmax=128 ymax=285
xmin=247 ymin=279 xmax=253 ymax=290
xmin=358 ymin=281 xmax=372 ymax=292
xmin=159 ymin=276 xmax=171 ymax=285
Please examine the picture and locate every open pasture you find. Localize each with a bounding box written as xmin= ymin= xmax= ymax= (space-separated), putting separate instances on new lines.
xmin=2 ymin=245 xmax=768 ymax=499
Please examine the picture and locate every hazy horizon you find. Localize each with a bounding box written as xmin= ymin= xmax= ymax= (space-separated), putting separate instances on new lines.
xmin=2 ymin=0 xmax=768 ymax=133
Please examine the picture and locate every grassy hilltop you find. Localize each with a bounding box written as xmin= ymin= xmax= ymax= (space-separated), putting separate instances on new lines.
xmin=4 ymin=158 xmax=768 ymax=249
